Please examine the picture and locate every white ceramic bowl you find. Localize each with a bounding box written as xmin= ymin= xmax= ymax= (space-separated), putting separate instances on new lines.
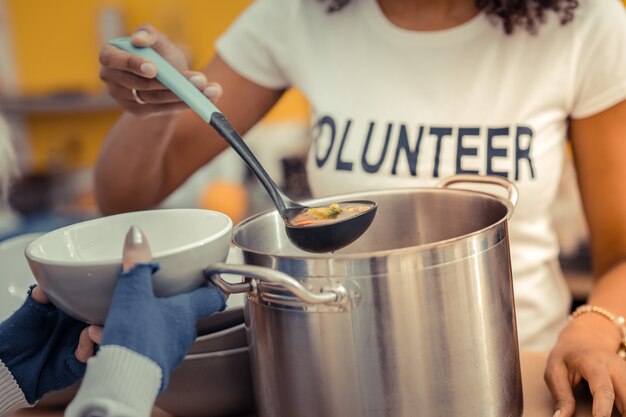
xmin=25 ymin=209 xmax=233 ymax=324
xmin=0 ymin=233 xmax=43 ymax=319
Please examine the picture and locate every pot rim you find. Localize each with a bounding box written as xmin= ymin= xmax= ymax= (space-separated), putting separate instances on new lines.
xmin=233 ymin=186 xmax=515 ymax=260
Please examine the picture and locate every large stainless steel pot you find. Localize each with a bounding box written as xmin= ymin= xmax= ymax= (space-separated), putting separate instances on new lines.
xmin=206 ymin=175 xmax=522 ymax=417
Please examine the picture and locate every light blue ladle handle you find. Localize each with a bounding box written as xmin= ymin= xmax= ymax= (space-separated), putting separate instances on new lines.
xmin=108 ymin=37 xmax=302 ymax=215
xmin=109 ymin=37 xmax=220 ymax=123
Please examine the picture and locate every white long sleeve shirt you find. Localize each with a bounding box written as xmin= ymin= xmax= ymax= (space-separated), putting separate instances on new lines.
xmin=0 ymin=346 xmax=161 ymax=417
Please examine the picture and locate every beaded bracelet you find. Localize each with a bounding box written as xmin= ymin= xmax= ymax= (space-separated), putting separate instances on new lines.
xmin=570 ymin=304 xmax=626 ymax=359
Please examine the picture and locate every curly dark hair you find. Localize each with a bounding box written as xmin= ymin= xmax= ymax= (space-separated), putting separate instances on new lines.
xmin=320 ymin=0 xmax=579 ymax=34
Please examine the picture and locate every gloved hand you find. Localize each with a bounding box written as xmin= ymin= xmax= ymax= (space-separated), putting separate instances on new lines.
xmin=0 ymin=286 xmax=90 ymax=404
xmin=101 ymin=226 xmax=227 ymax=392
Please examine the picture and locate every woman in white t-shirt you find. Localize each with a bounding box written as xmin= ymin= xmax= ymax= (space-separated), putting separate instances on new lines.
xmin=96 ymin=1 xmax=626 ymax=416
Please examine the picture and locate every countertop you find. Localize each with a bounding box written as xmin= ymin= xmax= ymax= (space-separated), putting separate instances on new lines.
xmin=11 ymin=351 xmax=617 ymax=417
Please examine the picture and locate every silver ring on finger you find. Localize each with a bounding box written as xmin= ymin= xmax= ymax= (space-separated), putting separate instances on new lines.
xmin=131 ymin=88 xmax=146 ymax=105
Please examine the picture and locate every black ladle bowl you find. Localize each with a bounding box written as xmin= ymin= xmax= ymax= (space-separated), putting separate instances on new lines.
xmin=111 ymin=38 xmax=377 ymax=253
xmin=283 ymin=200 xmax=378 ymax=253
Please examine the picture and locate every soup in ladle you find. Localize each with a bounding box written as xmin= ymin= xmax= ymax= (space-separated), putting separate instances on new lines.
xmin=288 ymin=203 xmax=373 ymax=227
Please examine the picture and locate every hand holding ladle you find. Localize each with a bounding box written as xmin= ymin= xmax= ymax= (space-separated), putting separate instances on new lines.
xmin=110 ymin=38 xmax=377 ymax=253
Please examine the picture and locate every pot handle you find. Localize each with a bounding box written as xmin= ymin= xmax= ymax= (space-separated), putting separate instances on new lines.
xmin=204 ymin=262 xmax=347 ymax=306
xmin=436 ymin=174 xmax=519 ymax=207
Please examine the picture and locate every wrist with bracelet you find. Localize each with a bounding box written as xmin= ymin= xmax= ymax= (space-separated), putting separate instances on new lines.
xmin=569 ymin=304 xmax=626 ymax=359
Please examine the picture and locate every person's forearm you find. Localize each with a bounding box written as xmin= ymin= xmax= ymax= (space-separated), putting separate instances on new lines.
xmin=95 ymin=112 xmax=179 ymax=214
xmin=95 ymin=53 xmax=286 ymax=215
xmin=95 ymin=107 xmax=233 ymax=215
xmin=587 ymin=261 xmax=626 ymax=330
xmin=589 ymin=261 xmax=626 ymax=309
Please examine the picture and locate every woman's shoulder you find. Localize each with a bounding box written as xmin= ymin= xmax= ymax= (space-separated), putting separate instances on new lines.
xmin=571 ymin=0 xmax=625 ymax=28
xmin=531 ymin=0 xmax=625 ymax=49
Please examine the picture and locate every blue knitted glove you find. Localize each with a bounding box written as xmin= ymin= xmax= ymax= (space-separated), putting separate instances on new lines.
xmin=101 ymin=263 xmax=227 ymax=392
xmin=0 ymin=286 xmax=88 ymax=404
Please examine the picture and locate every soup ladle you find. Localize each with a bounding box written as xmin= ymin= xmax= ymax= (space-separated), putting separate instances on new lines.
xmin=110 ymin=38 xmax=377 ymax=253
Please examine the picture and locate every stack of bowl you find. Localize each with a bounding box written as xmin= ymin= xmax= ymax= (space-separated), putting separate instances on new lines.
xmin=13 ymin=209 xmax=257 ymax=416
xmin=157 ymin=301 xmax=256 ymax=417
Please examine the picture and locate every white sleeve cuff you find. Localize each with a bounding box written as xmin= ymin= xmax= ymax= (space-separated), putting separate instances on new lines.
xmin=65 ymin=346 xmax=162 ymax=417
xmin=0 ymin=360 xmax=30 ymax=417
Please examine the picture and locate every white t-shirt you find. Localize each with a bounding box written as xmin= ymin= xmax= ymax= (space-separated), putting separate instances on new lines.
xmin=216 ymin=0 xmax=626 ymax=350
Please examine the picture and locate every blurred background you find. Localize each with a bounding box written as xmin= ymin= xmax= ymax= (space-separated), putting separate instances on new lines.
xmin=1 ymin=0 xmax=624 ymax=308
xmin=0 ymin=0 xmax=312 ymax=240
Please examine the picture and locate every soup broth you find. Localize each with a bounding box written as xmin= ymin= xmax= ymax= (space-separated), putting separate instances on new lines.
xmin=289 ymin=203 xmax=372 ymax=227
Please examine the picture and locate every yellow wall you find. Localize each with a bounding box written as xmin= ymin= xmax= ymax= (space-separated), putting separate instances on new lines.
xmin=5 ymin=0 xmax=252 ymax=95
xmin=26 ymin=111 xmax=122 ymax=171
xmin=5 ymin=0 xmax=308 ymax=173
xmin=10 ymin=0 xmax=623 ymax=96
